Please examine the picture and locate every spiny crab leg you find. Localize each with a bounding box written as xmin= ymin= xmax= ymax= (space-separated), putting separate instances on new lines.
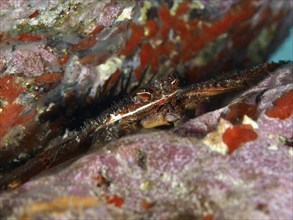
xmin=0 ymin=62 xmax=284 ymax=191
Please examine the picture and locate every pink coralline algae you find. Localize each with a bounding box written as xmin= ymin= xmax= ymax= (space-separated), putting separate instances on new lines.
xmin=0 ymin=0 xmax=292 ymax=219
xmin=222 ymin=124 xmax=258 ymax=154
xmin=0 ymin=0 xmax=291 ymax=142
xmin=0 ymin=63 xmax=292 ymax=219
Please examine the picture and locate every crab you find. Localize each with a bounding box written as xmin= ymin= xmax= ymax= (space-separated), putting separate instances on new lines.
xmin=0 ymin=61 xmax=285 ymax=190
xmin=0 ymin=0 xmax=292 ymax=191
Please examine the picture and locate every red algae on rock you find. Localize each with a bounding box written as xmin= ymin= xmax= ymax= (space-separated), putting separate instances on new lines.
xmin=224 ymin=102 xmax=257 ymax=123
xmin=222 ymin=124 xmax=258 ymax=154
xmin=0 ymin=76 xmax=29 ymax=137
xmin=0 ymin=0 xmax=292 ymax=172
xmin=103 ymin=194 xmax=124 ymax=208
xmin=201 ymin=214 xmax=214 ymax=220
xmin=0 ymin=0 xmax=292 ymax=218
xmin=265 ymin=89 xmax=293 ymax=120
xmin=17 ymin=196 xmax=101 ymax=219
xmin=0 ymin=72 xmax=63 ymax=138
xmin=0 ymin=63 xmax=292 ymax=220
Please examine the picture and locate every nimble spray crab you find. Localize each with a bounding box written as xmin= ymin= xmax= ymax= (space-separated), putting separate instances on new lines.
xmin=0 ymin=0 xmax=292 ymax=191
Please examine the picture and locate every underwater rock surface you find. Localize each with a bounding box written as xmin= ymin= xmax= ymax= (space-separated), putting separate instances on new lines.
xmin=0 ymin=63 xmax=292 ymax=219
xmin=0 ymin=0 xmax=292 ymax=163
xmin=0 ymin=0 xmax=292 ymax=219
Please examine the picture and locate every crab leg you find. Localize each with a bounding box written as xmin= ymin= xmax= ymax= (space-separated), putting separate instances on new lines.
xmin=0 ymin=128 xmax=95 ymax=190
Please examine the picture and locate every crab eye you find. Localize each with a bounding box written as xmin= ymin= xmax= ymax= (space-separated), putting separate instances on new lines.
xmin=136 ymin=89 xmax=152 ymax=102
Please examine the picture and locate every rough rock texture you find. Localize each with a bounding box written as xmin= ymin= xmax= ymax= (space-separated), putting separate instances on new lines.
xmin=0 ymin=1 xmax=292 ymax=218
xmin=1 ymin=0 xmax=292 ymax=174
xmin=0 ymin=64 xmax=292 ymax=219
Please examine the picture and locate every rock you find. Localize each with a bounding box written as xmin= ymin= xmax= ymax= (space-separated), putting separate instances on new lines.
xmin=0 ymin=1 xmax=292 ymax=218
xmin=1 ymin=1 xmax=292 ymax=167
xmin=0 ymin=63 xmax=292 ymax=219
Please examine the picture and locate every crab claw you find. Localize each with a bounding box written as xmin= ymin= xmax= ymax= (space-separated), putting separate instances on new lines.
xmin=140 ymin=111 xmax=181 ymax=129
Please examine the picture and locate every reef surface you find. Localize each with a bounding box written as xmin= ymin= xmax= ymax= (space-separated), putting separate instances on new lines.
xmin=0 ymin=1 xmax=292 ymax=219
xmin=0 ymin=62 xmax=292 ymax=219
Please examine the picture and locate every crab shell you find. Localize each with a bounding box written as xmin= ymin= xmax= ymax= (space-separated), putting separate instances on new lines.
xmin=0 ymin=1 xmax=292 ymax=169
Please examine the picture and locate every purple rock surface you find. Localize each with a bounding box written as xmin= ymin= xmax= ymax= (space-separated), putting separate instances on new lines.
xmin=1 ymin=0 xmax=292 ymax=181
xmin=0 ymin=64 xmax=292 ymax=219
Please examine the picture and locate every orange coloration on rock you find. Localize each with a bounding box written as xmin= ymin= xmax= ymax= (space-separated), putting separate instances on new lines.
xmin=0 ymin=74 xmax=62 ymax=137
xmin=118 ymin=1 xmax=260 ymax=83
xmin=145 ymin=20 xmax=158 ymax=38
xmin=104 ymin=194 xmax=124 ymax=207
xmin=265 ymin=90 xmax=293 ymax=120
xmin=0 ymin=105 xmax=23 ymax=137
xmin=121 ymin=23 xmax=144 ymax=56
xmin=17 ymin=33 xmax=42 ymax=41
xmin=0 ymin=76 xmax=25 ymax=103
xmin=71 ymin=25 xmax=104 ymax=51
xmin=139 ymin=43 xmax=152 ymax=67
xmin=58 ymin=53 xmax=69 ymax=65
xmin=72 ymin=35 xmax=97 ymax=51
xmin=175 ymin=0 xmax=189 ymax=16
xmin=201 ymin=214 xmax=214 ymax=220
xmin=141 ymin=200 xmax=153 ymax=209
xmin=136 ymin=42 xmax=159 ymax=80
xmin=0 ymin=76 xmax=26 ymax=137
xmin=78 ymin=50 xmax=110 ymax=65
xmin=18 ymin=196 xmax=100 ymax=219
xmin=90 ymin=24 xmax=104 ymax=35
xmin=159 ymin=4 xmax=172 ymax=40
xmin=225 ymin=103 xmax=257 ymax=122
xmin=28 ymin=10 xmax=39 ymax=19
xmin=185 ymin=2 xmax=257 ymax=81
xmin=35 ymin=72 xmax=63 ymax=83
xmin=222 ymin=124 xmax=258 ymax=154
xmin=91 ymin=175 xmax=109 ymax=187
